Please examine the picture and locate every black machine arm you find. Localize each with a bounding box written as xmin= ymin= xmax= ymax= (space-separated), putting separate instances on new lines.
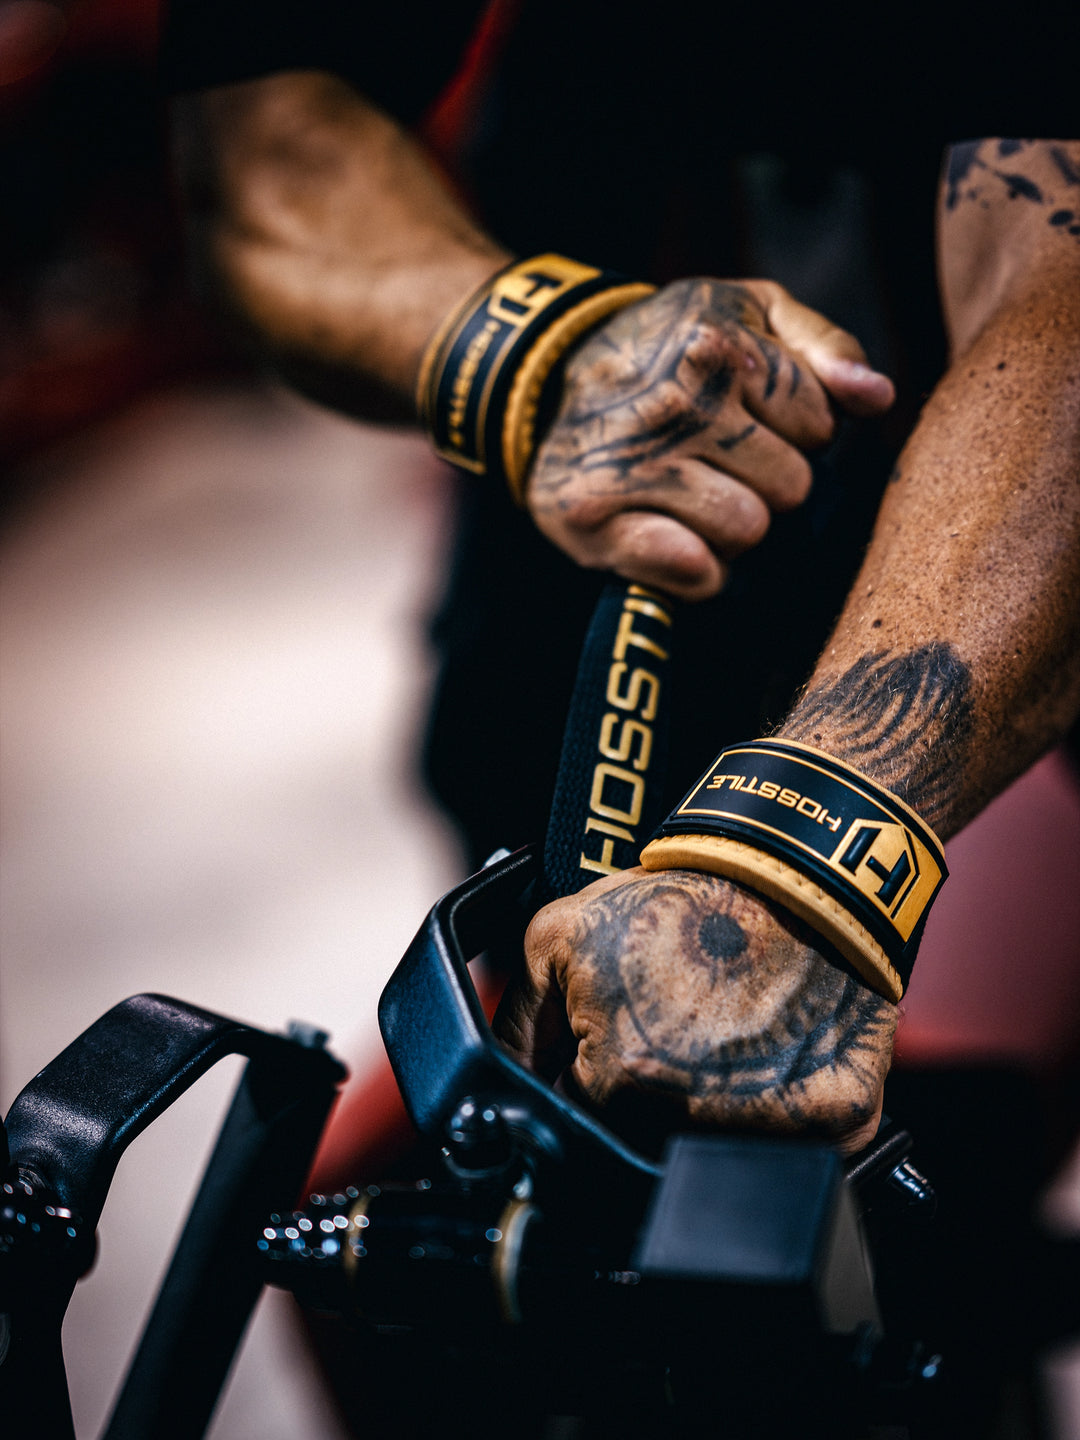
xmin=256 ymin=579 xmax=942 ymax=1435
xmin=377 ymin=843 xmax=659 ymax=1209
xmin=258 ymin=845 xmax=940 ymax=1438
xmin=0 ymin=579 xmax=946 ymax=1439
xmin=0 ymin=995 xmax=344 ymax=1440
xmin=4 ymin=994 xmax=341 ymax=1233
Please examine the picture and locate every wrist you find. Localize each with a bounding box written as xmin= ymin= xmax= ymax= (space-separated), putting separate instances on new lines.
xmin=416 ymin=253 xmax=655 ymax=500
xmin=397 ymin=250 xmax=512 ymax=403
xmin=640 ymin=738 xmax=948 ymax=1003
xmin=771 ymin=714 xmax=903 ymax=797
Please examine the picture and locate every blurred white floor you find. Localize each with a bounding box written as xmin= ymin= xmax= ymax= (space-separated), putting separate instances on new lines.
xmin=2 ymin=380 xmax=1077 ymax=1437
xmin=1 ymin=382 xmax=463 ymax=1438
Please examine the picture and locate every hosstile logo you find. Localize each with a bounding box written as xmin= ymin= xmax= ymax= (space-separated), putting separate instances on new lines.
xmin=579 ymin=585 xmax=673 ymax=879
xmin=426 ymin=255 xmax=607 ymax=473
xmin=671 ymin=744 xmax=946 ymax=949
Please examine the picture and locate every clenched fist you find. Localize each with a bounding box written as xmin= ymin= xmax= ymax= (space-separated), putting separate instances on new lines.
xmin=496 ymin=866 xmax=896 ymax=1156
xmin=527 ymin=278 xmax=894 ymax=599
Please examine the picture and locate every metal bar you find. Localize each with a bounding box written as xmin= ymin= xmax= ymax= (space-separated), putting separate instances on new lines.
xmin=102 ymin=1033 xmax=341 ymax=1440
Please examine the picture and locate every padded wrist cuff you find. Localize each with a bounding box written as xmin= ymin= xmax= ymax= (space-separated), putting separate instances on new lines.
xmin=416 ymin=254 xmax=654 ymax=501
xmin=639 ymin=740 xmax=948 ymax=1002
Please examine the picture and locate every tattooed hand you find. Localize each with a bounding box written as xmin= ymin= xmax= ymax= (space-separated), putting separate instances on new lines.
xmin=526 ymin=278 xmax=895 ymax=601
xmin=496 ymin=866 xmax=896 ymax=1156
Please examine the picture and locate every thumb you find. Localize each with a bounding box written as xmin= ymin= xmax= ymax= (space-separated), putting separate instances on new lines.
xmin=755 ymin=281 xmax=896 ymax=417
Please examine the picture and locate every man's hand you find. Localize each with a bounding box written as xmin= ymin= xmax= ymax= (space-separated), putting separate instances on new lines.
xmin=496 ymin=866 xmax=896 ymax=1156
xmin=174 ymin=79 xmax=893 ymax=599
xmin=526 ymin=279 xmax=895 ymax=600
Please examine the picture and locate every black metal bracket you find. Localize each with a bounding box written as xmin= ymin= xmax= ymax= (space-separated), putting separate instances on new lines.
xmin=1 ymin=993 xmax=345 ymax=1440
xmin=378 ymin=846 xmax=660 ymax=1214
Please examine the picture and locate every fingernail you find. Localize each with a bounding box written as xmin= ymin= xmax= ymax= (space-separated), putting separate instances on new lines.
xmin=831 ymin=358 xmax=891 ymax=388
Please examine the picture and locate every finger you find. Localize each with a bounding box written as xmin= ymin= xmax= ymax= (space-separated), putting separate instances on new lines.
xmin=537 ymin=460 xmax=777 ymax=598
xmin=551 ymin=460 xmax=778 ymax=599
xmin=688 ymin=409 xmax=815 ymax=511
xmin=552 ymin=449 xmax=771 ymax=547
xmin=493 ymin=914 xmax=575 ymax=1079
xmin=753 ymin=281 xmax=895 ymax=417
xmin=737 ymin=329 xmax=838 ymax=447
xmin=812 ymin=356 xmax=897 ymax=418
xmin=627 ymin=456 xmax=775 ymax=553
xmin=676 ymin=310 xmax=836 ymax=450
xmin=599 ymin=508 xmax=732 ymax=601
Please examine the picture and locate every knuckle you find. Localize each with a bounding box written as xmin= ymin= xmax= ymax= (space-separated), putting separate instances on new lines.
xmin=712 ymin=487 xmax=770 ymax=553
xmin=659 ymin=275 xmax=702 ymax=308
xmin=562 ymin=491 xmax=621 ymax=535
xmin=614 ymin=517 xmax=665 ymax=566
xmin=523 ymin=905 xmax=564 ymax=968
xmin=532 ymin=474 xmax=620 ymax=536
xmin=685 ymin=321 xmax=742 ymax=367
xmin=828 ymin=324 xmax=867 ymax=363
xmin=747 ymin=277 xmax=785 ymax=308
xmin=771 ymin=454 xmax=814 ymax=510
xmin=637 ymin=377 xmax=698 ymax=430
xmin=820 ymin=1078 xmax=882 ymax=1145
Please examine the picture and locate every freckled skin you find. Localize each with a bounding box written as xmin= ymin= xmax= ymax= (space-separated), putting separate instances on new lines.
xmin=501 ymin=139 xmax=1080 ymax=1151
xmin=174 ymin=87 xmax=1078 ymax=1155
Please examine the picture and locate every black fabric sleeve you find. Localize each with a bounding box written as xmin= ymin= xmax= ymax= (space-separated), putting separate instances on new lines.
xmin=159 ymin=0 xmax=487 ymax=124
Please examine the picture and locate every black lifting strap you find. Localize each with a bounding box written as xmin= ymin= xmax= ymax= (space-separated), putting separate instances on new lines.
xmin=540 ymin=578 xmax=676 ymax=903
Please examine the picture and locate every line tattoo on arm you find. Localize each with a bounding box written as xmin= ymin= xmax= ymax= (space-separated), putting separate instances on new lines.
xmin=779 ymin=643 xmax=975 ymax=831
xmin=944 ymin=138 xmax=1080 ymax=243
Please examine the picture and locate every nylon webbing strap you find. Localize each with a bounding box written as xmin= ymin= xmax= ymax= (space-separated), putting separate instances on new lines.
xmin=540 ymin=581 xmax=676 ymax=902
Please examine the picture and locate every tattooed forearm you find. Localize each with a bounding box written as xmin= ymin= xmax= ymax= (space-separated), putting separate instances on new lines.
xmin=778 ymin=644 xmax=975 ymax=831
xmin=560 ymin=871 xmax=894 ymax=1147
xmin=944 ymin=138 xmax=1080 ymax=242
